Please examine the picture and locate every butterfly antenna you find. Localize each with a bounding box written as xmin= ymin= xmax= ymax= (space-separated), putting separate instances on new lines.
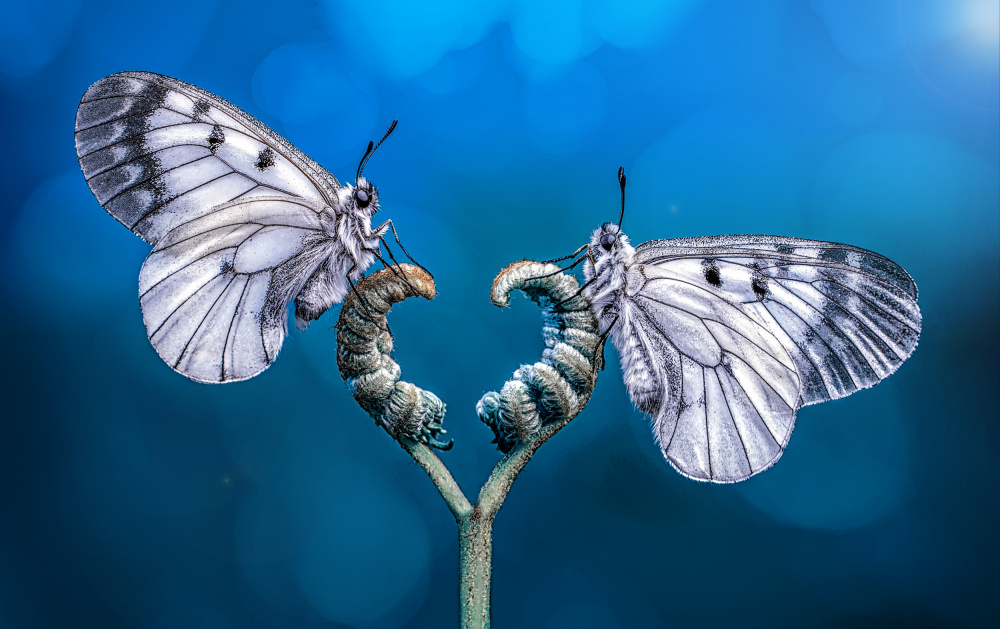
xmin=356 ymin=141 xmax=374 ymax=181
xmin=617 ymin=166 xmax=626 ymax=231
xmin=357 ymin=120 xmax=399 ymax=181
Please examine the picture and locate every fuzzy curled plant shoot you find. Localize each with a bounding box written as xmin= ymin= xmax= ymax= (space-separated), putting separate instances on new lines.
xmin=336 ymin=261 xmax=603 ymax=629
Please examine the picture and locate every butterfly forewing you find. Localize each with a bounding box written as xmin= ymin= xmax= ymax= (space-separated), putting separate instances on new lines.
xmin=75 ymin=71 xmax=338 ymax=243
xmin=635 ymin=235 xmax=921 ymax=406
xmin=610 ymin=234 xmax=920 ymax=483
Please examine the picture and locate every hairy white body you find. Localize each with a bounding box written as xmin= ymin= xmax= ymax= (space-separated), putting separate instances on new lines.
xmin=582 ymin=228 xmax=665 ymax=413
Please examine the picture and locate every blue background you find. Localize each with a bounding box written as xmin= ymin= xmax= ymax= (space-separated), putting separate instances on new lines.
xmin=1 ymin=0 xmax=998 ymax=626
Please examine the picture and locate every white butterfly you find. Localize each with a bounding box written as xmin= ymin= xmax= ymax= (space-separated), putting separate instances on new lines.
xmin=75 ymin=71 xmax=406 ymax=383
xmin=581 ymin=169 xmax=921 ymax=483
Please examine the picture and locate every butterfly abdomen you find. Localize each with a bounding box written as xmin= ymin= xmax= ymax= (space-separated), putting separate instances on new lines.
xmin=609 ymin=301 xmax=685 ymax=419
xmin=293 ymin=257 xmax=347 ymax=331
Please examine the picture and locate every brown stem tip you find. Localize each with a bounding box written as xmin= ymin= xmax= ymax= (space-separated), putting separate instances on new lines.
xmin=336 ymin=264 xmax=451 ymax=449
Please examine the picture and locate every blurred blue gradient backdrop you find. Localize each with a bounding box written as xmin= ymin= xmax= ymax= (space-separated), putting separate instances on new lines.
xmin=1 ymin=0 xmax=998 ymax=627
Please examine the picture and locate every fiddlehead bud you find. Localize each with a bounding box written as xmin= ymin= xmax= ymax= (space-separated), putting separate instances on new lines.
xmin=477 ymin=261 xmax=604 ymax=452
xmin=337 ymin=264 xmax=452 ymax=449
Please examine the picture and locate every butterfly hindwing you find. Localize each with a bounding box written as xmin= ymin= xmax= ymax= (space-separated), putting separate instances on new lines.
xmin=139 ymin=196 xmax=334 ymax=383
xmin=75 ymin=71 xmax=340 ymax=244
xmin=621 ymin=263 xmax=800 ymax=482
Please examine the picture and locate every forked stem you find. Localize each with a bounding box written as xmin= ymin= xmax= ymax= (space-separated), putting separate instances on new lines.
xmin=336 ymin=262 xmax=601 ymax=629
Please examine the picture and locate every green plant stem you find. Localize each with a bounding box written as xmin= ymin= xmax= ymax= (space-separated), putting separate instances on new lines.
xmin=398 ymin=437 xmax=471 ymax=519
xmin=477 ymin=419 xmax=570 ymax=519
xmin=458 ymin=509 xmax=493 ymax=629
xmin=399 ymin=414 xmax=575 ymax=629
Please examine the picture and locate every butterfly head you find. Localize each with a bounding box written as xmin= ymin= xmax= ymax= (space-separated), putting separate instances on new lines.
xmin=349 ymin=119 xmax=396 ymax=217
xmin=589 ymin=222 xmax=634 ymax=264
xmin=582 ymin=222 xmax=634 ymax=314
xmin=587 ymin=166 xmax=633 ymax=263
xmin=350 ymin=177 xmax=380 ymax=216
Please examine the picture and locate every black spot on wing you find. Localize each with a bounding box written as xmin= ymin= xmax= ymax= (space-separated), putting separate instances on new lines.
xmin=255 ymin=147 xmax=276 ymax=171
xmin=702 ymin=259 xmax=722 ymax=287
xmin=751 ymin=276 xmax=768 ymax=300
xmin=195 ymin=99 xmax=211 ymax=115
xmin=208 ymin=124 xmax=226 ymax=154
xmin=720 ymin=353 xmax=735 ymax=378
xmin=747 ymin=261 xmax=769 ymax=300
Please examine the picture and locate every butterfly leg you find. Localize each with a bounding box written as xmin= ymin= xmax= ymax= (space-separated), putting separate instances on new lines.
xmin=378 ymin=237 xmax=401 ymax=267
xmin=593 ymin=310 xmax=619 ymax=373
xmin=376 ymin=219 xmax=429 ymax=276
xmin=372 ymin=245 xmax=423 ymax=300
xmin=344 ymin=261 xmax=387 ymax=330
xmin=527 ymin=253 xmax=588 ymax=282
xmin=551 ymin=276 xmax=597 ymax=310
xmin=376 ymin=236 xmax=417 ymax=288
xmin=539 ymin=244 xmax=588 ymax=266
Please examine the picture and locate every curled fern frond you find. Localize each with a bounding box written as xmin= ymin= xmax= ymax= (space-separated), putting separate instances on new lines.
xmin=478 ymin=261 xmax=603 ymax=452
xmin=337 ymin=264 xmax=451 ymax=450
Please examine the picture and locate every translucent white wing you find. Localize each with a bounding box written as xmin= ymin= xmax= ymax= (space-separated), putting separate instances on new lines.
xmin=75 ymin=71 xmax=341 ymax=244
xmin=623 ymin=235 xmax=920 ymax=483
xmin=139 ymin=196 xmax=334 ymax=383
xmin=635 ymin=235 xmax=921 ymax=405
xmin=620 ymin=270 xmax=800 ymax=482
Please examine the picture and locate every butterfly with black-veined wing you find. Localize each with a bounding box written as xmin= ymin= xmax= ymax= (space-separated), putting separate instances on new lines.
xmin=575 ymin=168 xmax=920 ymax=483
xmin=75 ymin=71 xmax=411 ymax=384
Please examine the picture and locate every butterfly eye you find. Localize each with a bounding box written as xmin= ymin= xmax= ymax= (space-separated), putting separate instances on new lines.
xmin=355 ymin=188 xmax=371 ymax=208
xmin=600 ymin=232 xmax=617 ymax=251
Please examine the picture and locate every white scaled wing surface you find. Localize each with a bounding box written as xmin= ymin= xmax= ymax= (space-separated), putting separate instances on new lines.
xmin=623 ymin=235 xmax=920 ymax=483
xmin=75 ymin=71 xmax=339 ymax=242
xmin=75 ymin=72 xmax=348 ymax=382
xmin=139 ymin=197 xmax=335 ymax=383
